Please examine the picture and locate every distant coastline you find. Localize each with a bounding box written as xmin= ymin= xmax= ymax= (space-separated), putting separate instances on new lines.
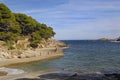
xmin=98 ymin=36 xmax=120 ymax=42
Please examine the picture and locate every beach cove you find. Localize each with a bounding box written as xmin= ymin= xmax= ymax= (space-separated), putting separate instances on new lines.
xmin=1 ymin=40 xmax=120 ymax=80
xmin=0 ymin=37 xmax=68 ymax=80
xmin=0 ymin=46 xmax=69 ymax=80
xmin=0 ymin=1 xmax=120 ymax=80
xmin=0 ymin=38 xmax=119 ymax=80
xmin=0 ymin=48 xmax=67 ymax=80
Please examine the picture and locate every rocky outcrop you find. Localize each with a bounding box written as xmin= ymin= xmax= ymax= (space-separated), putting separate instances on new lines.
xmin=15 ymin=38 xmax=67 ymax=49
xmin=0 ymin=48 xmax=63 ymax=59
xmin=16 ymin=70 xmax=120 ymax=80
xmin=0 ymin=38 xmax=67 ymax=60
xmin=38 ymin=38 xmax=68 ymax=48
xmin=98 ymin=38 xmax=112 ymax=41
xmin=116 ymin=37 xmax=120 ymax=41
xmin=98 ymin=37 xmax=120 ymax=42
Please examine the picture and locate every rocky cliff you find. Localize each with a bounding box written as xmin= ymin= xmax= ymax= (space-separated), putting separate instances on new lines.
xmin=0 ymin=38 xmax=68 ymax=59
xmin=116 ymin=37 xmax=120 ymax=41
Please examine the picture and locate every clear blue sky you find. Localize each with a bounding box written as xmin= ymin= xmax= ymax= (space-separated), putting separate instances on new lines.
xmin=0 ymin=0 xmax=120 ymax=40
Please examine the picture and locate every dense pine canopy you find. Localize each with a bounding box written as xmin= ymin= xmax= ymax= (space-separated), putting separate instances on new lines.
xmin=0 ymin=3 xmax=55 ymax=48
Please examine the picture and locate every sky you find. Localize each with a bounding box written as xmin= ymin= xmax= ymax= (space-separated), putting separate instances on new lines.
xmin=0 ymin=0 xmax=120 ymax=40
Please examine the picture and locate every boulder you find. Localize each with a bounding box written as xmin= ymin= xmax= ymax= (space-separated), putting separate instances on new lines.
xmin=13 ymin=55 xmax=18 ymax=58
xmin=20 ymin=54 xmax=26 ymax=58
xmin=24 ymin=52 xmax=35 ymax=58
xmin=116 ymin=37 xmax=120 ymax=41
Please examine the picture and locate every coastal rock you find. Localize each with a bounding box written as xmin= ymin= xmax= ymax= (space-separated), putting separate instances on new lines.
xmin=0 ymin=71 xmax=8 ymax=76
xmin=116 ymin=37 xmax=120 ymax=41
xmin=16 ymin=38 xmax=30 ymax=50
xmin=20 ymin=54 xmax=26 ymax=58
xmin=0 ymin=52 xmax=6 ymax=58
xmin=35 ymin=52 xmax=40 ymax=57
xmin=6 ymin=52 xmax=12 ymax=59
xmin=0 ymin=38 xmax=67 ymax=60
xmin=0 ymin=51 xmax=12 ymax=59
xmin=13 ymin=55 xmax=18 ymax=58
xmin=98 ymin=38 xmax=111 ymax=41
xmin=5 ymin=53 xmax=12 ymax=59
xmin=98 ymin=36 xmax=120 ymax=42
xmin=24 ymin=53 xmax=33 ymax=58
xmin=16 ymin=71 xmax=120 ymax=80
xmin=38 ymin=72 xmax=120 ymax=80
xmin=16 ymin=73 xmax=120 ymax=80
xmin=38 ymin=72 xmax=78 ymax=80
xmin=0 ymin=57 xmax=4 ymax=59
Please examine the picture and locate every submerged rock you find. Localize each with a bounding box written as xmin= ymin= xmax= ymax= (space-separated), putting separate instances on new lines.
xmin=39 ymin=72 xmax=78 ymax=80
xmin=116 ymin=37 xmax=120 ymax=41
xmin=16 ymin=70 xmax=120 ymax=80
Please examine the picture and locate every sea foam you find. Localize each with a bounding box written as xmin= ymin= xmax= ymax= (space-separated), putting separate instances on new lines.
xmin=0 ymin=67 xmax=25 ymax=75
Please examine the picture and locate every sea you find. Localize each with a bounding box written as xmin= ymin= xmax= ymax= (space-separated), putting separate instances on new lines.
xmin=1 ymin=40 xmax=120 ymax=75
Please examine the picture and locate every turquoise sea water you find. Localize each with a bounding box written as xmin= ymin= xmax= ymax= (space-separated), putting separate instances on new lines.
xmin=9 ymin=40 xmax=120 ymax=74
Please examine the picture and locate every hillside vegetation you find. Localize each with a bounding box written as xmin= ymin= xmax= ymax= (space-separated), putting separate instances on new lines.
xmin=0 ymin=3 xmax=55 ymax=49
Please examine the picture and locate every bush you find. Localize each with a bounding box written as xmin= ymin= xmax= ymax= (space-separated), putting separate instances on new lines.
xmin=30 ymin=40 xmax=39 ymax=48
xmin=7 ymin=41 xmax=15 ymax=50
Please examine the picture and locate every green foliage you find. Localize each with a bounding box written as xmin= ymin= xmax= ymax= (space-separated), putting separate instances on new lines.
xmin=36 ymin=23 xmax=56 ymax=39
xmin=7 ymin=41 xmax=15 ymax=50
xmin=0 ymin=3 xmax=55 ymax=49
xmin=31 ymin=31 xmax=42 ymax=41
xmin=0 ymin=3 xmax=21 ymax=34
xmin=0 ymin=32 xmax=18 ymax=42
xmin=14 ymin=13 xmax=36 ymax=35
xmin=30 ymin=40 xmax=39 ymax=48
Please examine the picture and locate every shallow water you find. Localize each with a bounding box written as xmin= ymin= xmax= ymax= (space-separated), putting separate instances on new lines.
xmin=9 ymin=40 xmax=120 ymax=74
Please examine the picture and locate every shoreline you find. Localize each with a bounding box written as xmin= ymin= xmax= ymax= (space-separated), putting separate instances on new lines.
xmin=0 ymin=70 xmax=58 ymax=80
xmin=0 ymin=47 xmax=68 ymax=80
xmin=2 ymin=69 xmax=120 ymax=80
xmin=0 ymin=53 xmax=64 ymax=67
xmin=0 ymin=48 xmax=66 ymax=67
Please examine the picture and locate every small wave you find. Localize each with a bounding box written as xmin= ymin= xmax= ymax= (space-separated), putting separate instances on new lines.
xmin=0 ymin=67 xmax=25 ymax=75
